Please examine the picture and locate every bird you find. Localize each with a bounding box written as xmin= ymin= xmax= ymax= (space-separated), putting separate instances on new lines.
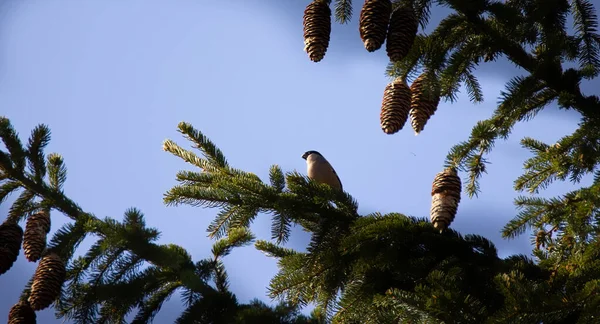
xmin=301 ymin=150 xmax=343 ymax=191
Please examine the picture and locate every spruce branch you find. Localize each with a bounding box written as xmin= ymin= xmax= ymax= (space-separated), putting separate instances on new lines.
xmin=445 ymin=121 xmax=494 ymax=197
xmin=163 ymin=139 xmax=220 ymax=173
xmin=47 ymin=221 xmax=90 ymax=266
xmin=514 ymin=123 xmax=600 ymax=195
xmin=464 ymin=70 xmax=484 ymax=103
xmin=175 ymin=289 xmax=237 ymax=324
xmin=207 ymin=205 xmax=244 ymax=239
xmin=444 ymin=74 xmax=559 ymax=197
xmin=107 ymin=252 xmax=145 ymax=284
xmin=130 ymin=282 xmax=182 ymax=324
xmin=571 ymin=0 xmax=600 ymax=78
xmin=214 ymin=259 xmax=229 ymax=293
xmin=165 ymin=130 xmax=360 ymax=240
xmin=5 ymin=117 xmax=600 ymax=321
xmin=0 ymin=135 xmax=217 ymax=317
xmin=371 ymin=288 xmax=437 ymax=323
xmin=412 ymin=0 xmax=433 ymax=29
xmin=176 ymin=121 xmax=229 ymax=169
xmin=26 ymin=124 xmax=50 ymax=184
xmin=211 ymin=227 xmax=255 ymax=259
xmin=331 ymin=278 xmax=373 ymax=323
xmin=0 ymin=180 xmax=20 ymax=204
xmin=472 ymin=8 xmax=600 ymax=117
xmin=269 ymin=164 xmax=286 ymax=193
xmin=334 ymin=0 xmax=352 ymax=24
xmin=0 ymin=116 xmax=27 ymax=172
xmin=46 ymin=153 xmax=67 ymax=190
xmin=502 ymin=196 xmax=560 ymax=239
xmin=271 ymin=210 xmax=293 ymax=244
xmin=386 ymin=34 xmax=429 ymax=81
xmin=7 ymin=189 xmax=36 ymax=222
xmin=439 ymin=35 xmax=486 ymax=103
xmin=255 ymin=240 xmax=300 ymax=258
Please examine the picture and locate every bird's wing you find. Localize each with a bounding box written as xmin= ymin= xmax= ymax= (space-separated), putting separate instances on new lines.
xmin=331 ymin=166 xmax=343 ymax=191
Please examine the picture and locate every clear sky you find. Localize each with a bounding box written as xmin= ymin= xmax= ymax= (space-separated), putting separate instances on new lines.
xmin=0 ymin=0 xmax=597 ymax=323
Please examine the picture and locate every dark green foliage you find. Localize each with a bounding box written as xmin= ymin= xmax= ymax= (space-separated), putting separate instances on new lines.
xmin=4 ymin=110 xmax=594 ymax=322
xmin=1 ymin=0 xmax=600 ymax=322
xmin=0 ymin=118 xmax=325 ymax=323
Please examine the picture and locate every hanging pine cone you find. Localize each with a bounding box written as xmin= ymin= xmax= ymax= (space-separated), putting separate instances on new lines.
xmin=8 ymin=300 xmax=36 ymax=324
xmin=23 ymin=211 xmax=51 ymax=262
xmin=430 ymin=167 xmax=462 ymax=232
xmin=386 ymin=6 xmax=418 ymax=62
xmin=534 ymin=230 xmax=546 ymax=250
xmin=28 ymin=252 xmax=66 ymax=311
xmin=409 ymin=73 xmax=440 ymax=135
xmin=303 ymin=0 xmax=332 ymax=62
xmin=359 ymin=0 xmax=392 ymax=52
xmin=380 ymin=78 xmax=411 ymax=134
xmin=0 ymin=221 xmax=24 ymax=275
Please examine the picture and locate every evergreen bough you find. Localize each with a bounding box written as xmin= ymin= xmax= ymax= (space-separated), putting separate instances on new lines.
xmin=1 ymin=0 xmax=600 ymax=322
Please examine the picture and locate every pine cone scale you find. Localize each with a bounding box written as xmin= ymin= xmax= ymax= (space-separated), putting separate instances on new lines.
xmin=386 ymin=6 xmax=419 ymax=62
xmin=28 ymin=253 xmax=66 ymax=311
xmin=430 ymin=168 xmax=462 ymax=232
xmin=410 ymin=73 xmax=440 ymax=135
xmin=0 ymin=222 xmax=24 ymax=275
xmin=380 ymin=78 xmax=411 ymax=134
xmin=359 ymin=0 xmax=392 ymax=52
xmin=303 ymin=1 xmax=332 ymax=62
xmin=8 ymin=300 xmax=36 ymax=324
xmin=23 ymin=211 xmax=51 ymax=262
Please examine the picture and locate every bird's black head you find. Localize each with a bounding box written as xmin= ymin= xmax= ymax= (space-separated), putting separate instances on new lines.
xmin=302 ymin=150 xmax=321 ymax=160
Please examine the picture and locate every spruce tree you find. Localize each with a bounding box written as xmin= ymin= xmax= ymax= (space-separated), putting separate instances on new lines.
xmin=1 ymin=0 xmax=600 ymax=323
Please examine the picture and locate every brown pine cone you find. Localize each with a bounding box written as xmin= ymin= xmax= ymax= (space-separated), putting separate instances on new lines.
xmin=410 ymin=73 xmax=440 ymax=135
xmin=380 ymin=78 xmax=411 ymax=134
xmin=0 ymin=221 xmax=24 ymax=275
xmin=23 ymin=211 xmax=51 ymax=262
xmin=386 ymin=6 xmax=418 ymax=62
xmin=534 ymin=230 xmax=546 ymax=250
xmin=8 ymin=300 xmax=36 ymax=324
xmin=359 ymin=0 xmax=392 ymax=52
xmin=430 ymin=167 xmax=462 ymax=232
xmin=28 ymin=253 xmax=66 ymax=311
xmin=303 ymin=0 xmax=332 ymax=62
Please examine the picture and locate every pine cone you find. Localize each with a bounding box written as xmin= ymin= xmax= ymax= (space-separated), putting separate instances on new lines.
xmin=535 ymin=230 xmax=546 ymax=250
xmin=380 ymin=78 xmax=411 ymax=134
xmin=386 ymin=6 xmax=418 ymax=62
xmin=0 ymin=222 xmax=24 ymax=275
xmin=359 ymin=0 xmax=392 ymax=52
xmin=28 ymin=253 xmax=66 ymax=311
xmin=303 ymin=0 xmax=332 ymax=62
xmin=8 ymin=300 xmax=36 ymax=324
xmin=410 ymin=73 xmax=440 ymax=135
xmin=430 ymin=167 xmax=461 ymax=232
xmin=23 ymin=211 xmax=51 ymax=262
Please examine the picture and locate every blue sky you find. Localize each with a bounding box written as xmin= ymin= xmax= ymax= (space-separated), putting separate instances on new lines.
xmin=0 ymin=0 xmax=597 ymax=322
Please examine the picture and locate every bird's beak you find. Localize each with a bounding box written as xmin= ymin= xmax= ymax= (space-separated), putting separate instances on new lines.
xmin=301 ymin=152 xmax=308 ymax=160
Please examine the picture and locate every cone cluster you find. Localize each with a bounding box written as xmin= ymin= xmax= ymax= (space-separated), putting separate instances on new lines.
xmin=23 ymin=211 xmax=51 ymax=262
xmin=359 ymin=0 xmax=392 ymax=52
xmin=28 ymin=253 xmax=66 ymax=311
xmin=410 ymin=73 xmax=440 ymax=135
xmin=380 ymin=78 xmax=411 ymax=134
xmin=8 ymin=301 xmax=36 ymax=324
xmin=0 ymin=221 xmax=24 ymax=275
xmin=386 ymin=6 xmax=419 ymax=62
xmin=430 ymin=167 xmax=462 ymax=232
xmin=303 ymin=0 xmax=332 ymax=62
